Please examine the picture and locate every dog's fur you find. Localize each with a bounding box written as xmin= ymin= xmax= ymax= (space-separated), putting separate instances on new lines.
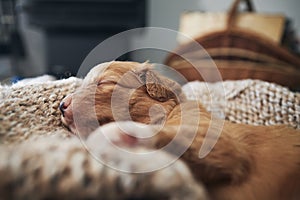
xmin=61 ymin=61 xmax=300 ymax=200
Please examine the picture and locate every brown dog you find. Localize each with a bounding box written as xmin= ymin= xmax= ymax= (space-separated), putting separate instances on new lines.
xmin=60 ymin=61 xmax=300 ymax=200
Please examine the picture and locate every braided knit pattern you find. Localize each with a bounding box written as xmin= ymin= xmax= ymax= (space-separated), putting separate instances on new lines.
xmin=0 ymin=77 xmax=299 ymax=200
xmin=183 ymin=79 xmax=300 ymax=128
xmin=0 ymin=77 xmax=82 ymax=145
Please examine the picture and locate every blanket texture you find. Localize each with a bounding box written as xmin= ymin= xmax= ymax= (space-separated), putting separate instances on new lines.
xmin=0 ymin=77 xmax=81 ymax=145
xmin=183 ymin=80 xmax=299 ymax=128
xmin=0 ymin=77 xmax=299 ymax=200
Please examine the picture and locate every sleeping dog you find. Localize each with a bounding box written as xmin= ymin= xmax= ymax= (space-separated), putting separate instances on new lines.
xmin=60 ymin=61 xmax=300 ymax=200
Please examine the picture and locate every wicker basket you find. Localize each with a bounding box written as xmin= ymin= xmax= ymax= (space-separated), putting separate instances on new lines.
xmin=165 ymin=0 xmax=300 ymax=89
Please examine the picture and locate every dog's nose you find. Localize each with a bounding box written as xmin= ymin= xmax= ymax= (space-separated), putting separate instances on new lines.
xmin=59 ymin=95 xmax=72 ymax=117
xmin=59 ymin=102 xmax=66 ymax=117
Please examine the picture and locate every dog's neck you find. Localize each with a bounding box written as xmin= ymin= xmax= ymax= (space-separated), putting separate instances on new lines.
xmin=165 ymin=100 xmax=211 ymax=126
xmin=129 ymin=97 xmax=211 ymax=128
xmin=129 ymin=98 xmax=180 ymax=125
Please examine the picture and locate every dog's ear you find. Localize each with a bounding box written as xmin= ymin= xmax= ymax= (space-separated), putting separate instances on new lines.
xmin=134 ymin=63 xmax=185 ymax=102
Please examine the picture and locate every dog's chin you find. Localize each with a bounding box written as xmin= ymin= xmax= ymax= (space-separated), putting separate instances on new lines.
xmin=63 ymin=122 xmax=90 ymax=137
xmin=67 ymin=124 xmax=77 ymax=135
xmin=61 ymin=116 xmax=75 ymax=133
xmin=62 ymin=118 xmax=101 ymax=138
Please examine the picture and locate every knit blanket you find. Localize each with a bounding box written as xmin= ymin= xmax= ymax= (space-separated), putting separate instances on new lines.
xmin=183 ymin=80 xmax=299 ymax=128
xmin=0 ymin=77 xmax=299 ymax=200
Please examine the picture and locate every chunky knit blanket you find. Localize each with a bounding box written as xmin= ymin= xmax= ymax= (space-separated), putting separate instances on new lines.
xmin=0 ymin=77 xmax=80 ymax=145
xmin=183 ymin=80 xmax=300 ymax=128
xmin=0 ymin=77 xmax=299 ymax=200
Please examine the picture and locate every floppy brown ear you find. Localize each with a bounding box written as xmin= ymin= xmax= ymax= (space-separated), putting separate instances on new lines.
xmin=134 ymin=64 xmax=185 ymax=102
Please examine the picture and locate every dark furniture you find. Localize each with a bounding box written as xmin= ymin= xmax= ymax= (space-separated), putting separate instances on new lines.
xmin=19 ymin=0 xmax=146 ymax=77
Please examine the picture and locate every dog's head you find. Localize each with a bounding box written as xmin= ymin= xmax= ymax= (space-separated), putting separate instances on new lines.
xmin=60 ymin=61 xmax=186 ymax=136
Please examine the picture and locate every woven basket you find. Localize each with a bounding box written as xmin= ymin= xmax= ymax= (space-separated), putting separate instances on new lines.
xmin=165 ymin=0 xmax=300 ymax=89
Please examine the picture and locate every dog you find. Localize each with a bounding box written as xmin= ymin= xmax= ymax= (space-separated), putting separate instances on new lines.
xmin=60 ymin=61 xmax=300 ymax=200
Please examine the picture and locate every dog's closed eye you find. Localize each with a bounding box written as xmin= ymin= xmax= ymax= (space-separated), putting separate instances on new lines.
xmin=97 ymin=80 xmax=116 ymax=87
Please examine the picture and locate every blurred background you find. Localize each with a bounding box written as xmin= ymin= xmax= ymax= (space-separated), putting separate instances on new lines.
xmin=0 ymin=0 xmax=300 ymax=85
